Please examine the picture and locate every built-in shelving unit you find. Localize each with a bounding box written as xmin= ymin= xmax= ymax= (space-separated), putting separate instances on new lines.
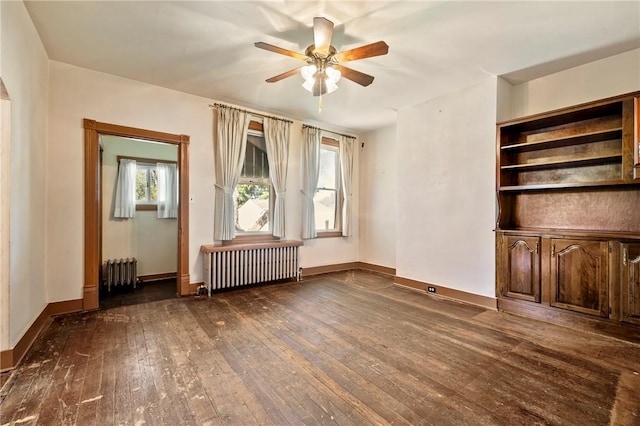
xmin=495 ymin=91 xmax=640 ymax=342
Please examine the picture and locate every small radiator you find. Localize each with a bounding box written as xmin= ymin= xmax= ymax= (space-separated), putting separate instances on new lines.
xmin=103 ymin=258 xmax=138 ymax=291
xmin=201 ymin=241 xmax=302 ymax=295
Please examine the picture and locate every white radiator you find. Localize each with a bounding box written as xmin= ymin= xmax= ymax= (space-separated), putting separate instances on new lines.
xmin=103 ymin=258 xmax=138 ymax=291
xmin=201 ymin=241 xmax=302 ymax=295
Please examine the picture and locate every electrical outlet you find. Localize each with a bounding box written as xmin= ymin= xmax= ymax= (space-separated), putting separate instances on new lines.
xmin=427 ymin=286 xmax=436 ymax=293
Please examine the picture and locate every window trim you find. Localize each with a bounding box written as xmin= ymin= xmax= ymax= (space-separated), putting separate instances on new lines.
xmin=231 ymin=120 xmax=278 ymax=243
xmin=315 ymin=137 xmax=343 ymax=238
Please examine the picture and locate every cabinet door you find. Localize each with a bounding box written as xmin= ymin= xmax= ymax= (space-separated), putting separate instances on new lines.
xmin=550 ymin=239 xmax=609 ymax=317
xmin=501 ymin=235 xmax=540 ymax=302
xmin=622 ymin=244 xmax=640 ymax=325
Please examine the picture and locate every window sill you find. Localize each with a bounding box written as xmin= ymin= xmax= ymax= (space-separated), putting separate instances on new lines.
xmin=224 ymin=234 xmax=279 ymax=245
xmin=316 ymin=231 xmax=343 ymax=239
xmin=136 ymin=204 xmax=157 ymax=211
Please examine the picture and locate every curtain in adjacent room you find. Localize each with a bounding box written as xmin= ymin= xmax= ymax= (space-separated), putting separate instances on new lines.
xmin=114 ymin=159 xmax=136 ymax=218
xmin=301 ymin=126 xmax=321 ymax=239
xmin=339 ymin=135 xmax=355 ymax=237
xmin=264 ymin=117 xmax=291 ymax=238
xmin=213 ymin=106 xmax=250 ymax=240
xmin=157 ymin=162 xmax=178 ymax=219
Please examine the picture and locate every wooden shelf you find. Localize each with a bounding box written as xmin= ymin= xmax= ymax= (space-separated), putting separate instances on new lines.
xmin=496 ymin=228 xmax=640 ymax=241
xmin=501 ymin=128 xmax=622 ymax=152
xmin=501 ymin=153 xmax=621 ymax=171
xmin=499 ymin=179 xmax=640 ymax=191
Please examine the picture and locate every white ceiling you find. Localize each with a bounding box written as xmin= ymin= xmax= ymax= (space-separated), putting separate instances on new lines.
xmin=24 ymin=1 xmax=640 ymax=133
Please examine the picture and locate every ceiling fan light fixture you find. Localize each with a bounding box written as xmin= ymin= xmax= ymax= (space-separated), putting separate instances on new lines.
xmin=301 ymin=64 xmax=317 ymax=81
xmin=301 ymin=64 xmax=341 ymax=95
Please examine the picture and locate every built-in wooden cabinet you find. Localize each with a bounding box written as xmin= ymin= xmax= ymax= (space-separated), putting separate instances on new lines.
xmin=550 ymin=239 xmax=608 ymax=318
xmin=499 ymin=235 xmax=540 ymax=302
xmin=622 ymin=243 xmax=640 ymax=325
xmin=495 ymin=92 xmax=640 ymax=341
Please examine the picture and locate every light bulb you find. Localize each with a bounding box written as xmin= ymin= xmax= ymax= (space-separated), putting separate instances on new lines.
xmin=301 ymin=64 xmax=317 ymax=81
xmin=326 ymin=66 xmax=341 ymax=83
xmin=302 ymin=78 xmax=315 ymax=92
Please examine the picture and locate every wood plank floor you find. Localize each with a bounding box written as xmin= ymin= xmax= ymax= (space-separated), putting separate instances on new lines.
xmin=1 ymin=271 xmax=639 ymax=425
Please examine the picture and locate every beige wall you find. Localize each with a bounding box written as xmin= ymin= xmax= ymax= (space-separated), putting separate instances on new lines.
xmin=46 ymin=60 xmax=360 ymax=302
xmin=1 ymin=1 xmax=50 ymax=349
xmin=508 ymin=48 xmax=640 ymax=119
xmin=396 ymin=77 xmax=498 ymax=298
xmin=101 ymin=135 xmax=177 ymax=277
xmin=359 ymin=124 xmax=396 ymax=269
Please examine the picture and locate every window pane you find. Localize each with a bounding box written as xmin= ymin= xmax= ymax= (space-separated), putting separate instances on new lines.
xmin=318 ymin=148 xmax=337 ymax=189
xmin=314 ymin=189 xmax=336 ymax=230
xmin=243 ymin=135 xmax=269 ymax=180
xmin=136 ymin=169 xmax=148 ymax=201
xmin=234 ymin=183 xmax=270 ymax=232
xmin=149 ymin=168 xmax=158 ymax=201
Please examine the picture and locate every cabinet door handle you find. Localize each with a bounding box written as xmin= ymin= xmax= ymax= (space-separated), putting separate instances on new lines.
xmin=551 ymin=243 xmax=555 ymax=257
xmin=623 ymin=248 xmax=628 ymax=266
xmin=535 ymin=241 xmax=539 ymax=253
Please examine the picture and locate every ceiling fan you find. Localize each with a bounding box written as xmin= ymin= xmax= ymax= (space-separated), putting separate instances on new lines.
xmin=255 ymin=17 xmax=389 ymax=97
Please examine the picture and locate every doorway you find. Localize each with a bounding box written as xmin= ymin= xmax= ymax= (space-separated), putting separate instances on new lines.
xmin=83 ymin=119 xmax=190 ymax=311
xmin=99 ymin=135 xmax=178 ymax=308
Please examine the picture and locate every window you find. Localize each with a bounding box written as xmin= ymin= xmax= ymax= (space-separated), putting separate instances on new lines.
xmin=135 ymin=163 xmax=158 ymax=206
xmin=314 ymin=138 xmax=342 ymax=234
xmin=233 ymin=130 xmax=272 ymax=234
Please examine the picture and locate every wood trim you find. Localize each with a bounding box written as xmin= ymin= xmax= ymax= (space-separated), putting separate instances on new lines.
xmin=116 ymin=155 xmax=177 ymax=165
xmin=322 ymin=136 xmax=339 ymax=147
xmin=248 ymin=120 xmax=264 ymax=132
xmin=202 ymin=240 xmax=303 ymax=253
xmin=316 ymin=231 xmax=342 ymax=238
xmin=136 ymin=204 xmax=158 ymax=211
xmin=0 ymin=299 xmax=82 ymax=371
xmin=301 ymin=261 xmax=396 ymax=277
xmin=224 ymin=234 xmax=280 ymax=245
xmin=84 ymin=119 xmax=187 ymax=144
xmin=394 ymin=276 xmax=497 ymax=310
xmin=302 ymin=262 xmax=361 ymax=276
xmin=498 ymin=297 xmax=640 ymax=343
xmin=84 ymin=119 xmax=191 ymax=308
xmin=138 ymin=272 xmax=177 ymax=282
xmin=358 ymin=262 xmax=396 ymax=276
xmin=497 ymin=90 xmax=640 ymax=126
xmin=635 ymin=96 xmax=639 ymax=168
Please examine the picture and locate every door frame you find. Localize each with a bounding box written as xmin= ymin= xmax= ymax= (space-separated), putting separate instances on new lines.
xmin=83 ymin=119 xmax=190 ymax=310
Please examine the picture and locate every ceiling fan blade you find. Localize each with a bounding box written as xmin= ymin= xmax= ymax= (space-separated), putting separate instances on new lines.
xmin=254 ymin=42 xmax=307 ymax=61
xmin=265 ymin=67 xmax=303 ymax=83
xmin=334 ymin=41 xmax=389 ymax=63
xmin=313 ymin=17 xmax=334 ymax=57
xmin=335 ymin=65 xmax=375 ymax=87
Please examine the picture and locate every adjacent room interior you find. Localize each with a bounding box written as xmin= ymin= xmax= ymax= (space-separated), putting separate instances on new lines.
xmin=1 ymin=1 xmax=639 ymax=424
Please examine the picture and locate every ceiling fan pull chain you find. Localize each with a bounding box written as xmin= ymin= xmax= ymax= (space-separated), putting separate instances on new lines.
xmin=318 ymin=95 xmax=323 ymax=113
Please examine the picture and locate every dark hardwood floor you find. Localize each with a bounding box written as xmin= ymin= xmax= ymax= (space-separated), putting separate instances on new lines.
xmin=99 ymin=278 xmax=177 ymax=310
xmin=1 ymin=271 xmax=639 ymax=425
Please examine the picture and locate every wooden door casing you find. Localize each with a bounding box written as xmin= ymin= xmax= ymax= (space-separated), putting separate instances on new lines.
xmin=501 ymin=235 xmax=541 ymax=302
xmin=622 ymin=244 xmax=640 ymax=325
xmin=550 ymin=239 xmax=609 ymax=317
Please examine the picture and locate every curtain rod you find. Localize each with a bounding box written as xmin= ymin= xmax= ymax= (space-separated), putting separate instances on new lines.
xmin=302 ymin=124 xmax=356 ymax=140
xmin=209 ymin=103 xmax=293 ymax=124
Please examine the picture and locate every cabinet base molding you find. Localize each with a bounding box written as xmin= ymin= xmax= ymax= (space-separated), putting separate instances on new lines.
xmin=394 ymin=276 xmax=497 ymax=310
xmin=498 ymin=297 xmax=640 ymax=344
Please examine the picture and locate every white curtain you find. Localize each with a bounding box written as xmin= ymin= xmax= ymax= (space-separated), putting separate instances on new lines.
xmin=114 ymin=159 xmax=136 ymax=219
xmin=264 ymin=117 xmax=291 ymax=239
xmin=157 ymin=162 xmax=178 ymax=219
xmin=339 ymin=136 xmax=355 ymax=237
xmin=213 ymin=107 xmax=250 ymax=240
xmin=301 ymin=126 xmax=321 ymax=239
